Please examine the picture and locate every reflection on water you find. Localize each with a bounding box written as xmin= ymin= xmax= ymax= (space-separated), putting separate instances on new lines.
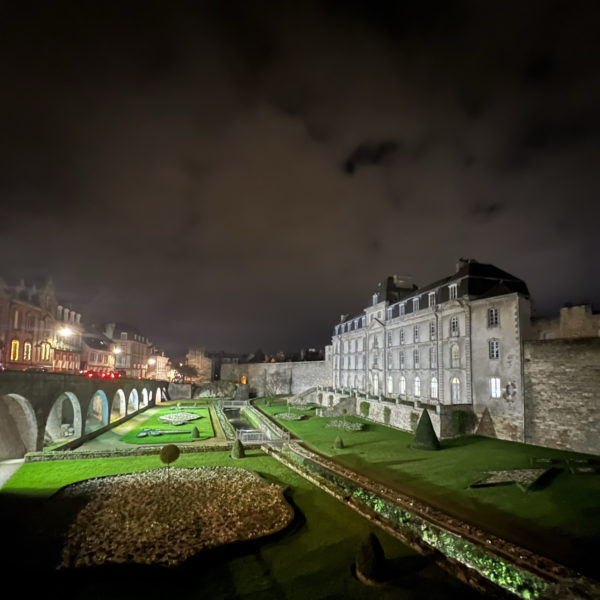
xmin=224 ymin=408 xmax=255 ymax=432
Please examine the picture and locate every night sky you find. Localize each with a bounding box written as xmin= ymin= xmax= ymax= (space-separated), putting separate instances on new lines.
xmin=1 ymin=1 xmax=599 ymax=356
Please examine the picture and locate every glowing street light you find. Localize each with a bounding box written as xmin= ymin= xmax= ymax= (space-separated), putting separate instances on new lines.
xmin=148 ymin=358 xmax=156 ymax=365
xmin=59 ymin=327 xmax=73 ymax=336
xmin=114 ymin=347 xmax=122 ymax=354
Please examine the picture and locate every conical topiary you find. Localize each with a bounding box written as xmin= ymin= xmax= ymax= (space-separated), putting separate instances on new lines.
xmin=231 ymin=438 xmax=245 ymax=459
xmin=334 ymin=436 xmax=344 ymax=449
xmin=191 ymin=426 xmax=200 ymax=440
xmin=355 ymin=532 xmax=386 ymax=584
xmin=410 ymin=409 xmax=441 ymax=451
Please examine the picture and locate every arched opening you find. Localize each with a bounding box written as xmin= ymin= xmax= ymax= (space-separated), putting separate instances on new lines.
xmin=111 ymin=389 xmax=126 ymax=422
xmin=451 ymin=377 xmax=461 ymax=404
xmin=86 ymin=391 xmax=109 ymax=433
xmin=140 ymin=388 xmax=149 ymax=408
xmin=127 ymin=389 xmax=139 ymax=414
xmin=0 ymin=394 xmax=38 ymax=459
xmin=45 ymin=392 xmax=82 ymax=447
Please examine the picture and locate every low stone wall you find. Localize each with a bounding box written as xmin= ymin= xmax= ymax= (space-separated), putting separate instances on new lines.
xmin=220 ymin=361 xmax=332 ymax=397
xmin=524 ymin=338 xmax=600 ymax=455
xmin=168 ymin=382 xmax=192 ymax=400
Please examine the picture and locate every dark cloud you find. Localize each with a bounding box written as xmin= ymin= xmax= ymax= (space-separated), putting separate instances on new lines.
xmin=0 ymin=1 xmax=599 ymax=354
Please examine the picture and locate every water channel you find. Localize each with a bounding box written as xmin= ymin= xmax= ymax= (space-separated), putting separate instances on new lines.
xmin=224 ymin=407 xmax=256 ymax=432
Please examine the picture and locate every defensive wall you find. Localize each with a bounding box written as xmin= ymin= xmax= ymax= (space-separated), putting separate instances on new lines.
xmin=524 ymin=338 xmax=600 ymax=455
xmin=0 ymin=371 xmax=169 ymax=459
xmin=220 ymin=360 xmax=332 ymax=397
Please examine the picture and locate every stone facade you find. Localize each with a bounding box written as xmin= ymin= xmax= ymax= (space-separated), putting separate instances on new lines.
xmin=185 ymin=347 xmax=213 ymax=384
xmin=524 ymin=338 xmax=600 ymax=455
xmin=331 ymin=260 xmax=531 ymax=442
xmin=221 ymin=360 xmax=332 ymax=397
xmin=104 ymin=322 xmax=153 ymax=378
xmin=529 ymin=304 xmax=600 ymax=340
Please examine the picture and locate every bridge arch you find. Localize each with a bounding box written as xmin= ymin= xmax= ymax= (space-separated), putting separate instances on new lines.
xmin=127 ymin=388 xmax=139 ymax=414
xmin=111 ymin=389 xmax=126 ymax=422
xmin=140 ymin=388 xmax=149 ymax=408
xmin=0 ymin=393 xmax=38 ymax=459
xmin=45 ymin=392 xmax=83 ymax=447
xmin=86 ymin=390 xmax=109 ymax=433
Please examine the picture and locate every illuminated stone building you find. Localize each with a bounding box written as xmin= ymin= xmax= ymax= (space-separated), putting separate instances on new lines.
xmin=103 ymin=322 xmax=153 ymax=378
xmin=0 ymin=277 xmax=83 ymax=373
xmin=81 ymin=331 xmax=116 ymax=372
xmin=331 ymin=259 xmax=531 ymax=441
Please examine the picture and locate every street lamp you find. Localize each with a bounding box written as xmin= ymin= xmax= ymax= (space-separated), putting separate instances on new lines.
xmin=59 ymin=327 xmax=73 ymax=337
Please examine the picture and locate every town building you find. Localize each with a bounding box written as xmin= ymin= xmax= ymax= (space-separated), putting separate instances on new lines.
xmin=185 ymin=347 xmax=213 ymax=384
xmin=81 ymin=330 xmax=116 ymax=373
xmin=331 ymin=259 xmax=531 ymax=441
xmin=0 ymin=277 xmax=83 ymax=373
xmin=103 ymin=322 xmax=153 ymax=378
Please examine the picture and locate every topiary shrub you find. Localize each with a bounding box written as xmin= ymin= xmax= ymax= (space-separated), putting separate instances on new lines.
xmin=355 ymin=532 xmax=386 ymax=584
xmin=191 ymin=426 xmax=200 ymax=440
xmin=231 ymin=438 xmax=245 ymax=459
xmin=160 ymin=444 xmax=180 ymax=465
xmin=360 ymin=401 xmax=370 ymax=418
xmin=410 ymin=410 xmax=441 ymax=451
xmin=334 ymin=436 xmax=344 ymax=449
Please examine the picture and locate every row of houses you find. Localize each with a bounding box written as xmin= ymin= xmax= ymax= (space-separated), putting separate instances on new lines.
xmin=0 ymin=277 xmax=169 ymax=379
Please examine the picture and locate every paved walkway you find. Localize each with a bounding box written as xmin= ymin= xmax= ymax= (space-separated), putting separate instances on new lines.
xmin=0 ymin=458 xmax=24 ymax=490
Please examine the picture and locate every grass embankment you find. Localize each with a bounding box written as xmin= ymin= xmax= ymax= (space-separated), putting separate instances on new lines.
xmin=255 ymin=398 xmax=600 ymax=575
xmin=1 ymin=451 xmax=481 ymax=600
xmin=119 ymin=406 xmax=214 ymax=444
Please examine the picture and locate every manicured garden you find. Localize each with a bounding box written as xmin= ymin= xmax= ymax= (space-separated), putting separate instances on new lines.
xmin=119 ymin=405 xmax=215 ymax=444
xmin=0 ymin=450 xmax=481 ymax=600
xmin=255 ymin=397 xmax=600 ymax=575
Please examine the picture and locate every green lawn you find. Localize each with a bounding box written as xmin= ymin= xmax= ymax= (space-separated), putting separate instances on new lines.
xmin=255 ymin=398 xmax=600 ymax=575
xmin=119 ymin=406 xmax=215 ymax=444
xmin=1 ymin=451 xmax=481 ymax=600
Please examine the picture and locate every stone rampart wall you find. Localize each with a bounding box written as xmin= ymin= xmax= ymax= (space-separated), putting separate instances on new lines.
xmin=220 ymin=361 xmax=332 ymax=397
xmin=524 ymin=338 xmax=600 ymax=455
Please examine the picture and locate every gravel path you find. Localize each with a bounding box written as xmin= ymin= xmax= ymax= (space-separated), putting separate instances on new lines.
xmin=58 ymin=467 xmax=293 ymax=568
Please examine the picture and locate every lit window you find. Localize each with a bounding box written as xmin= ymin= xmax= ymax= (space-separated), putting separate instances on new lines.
xmin=399 ymin=351 xmax=405 ymax=369
xmin=489 ymin=339 xmax=500 ymax=359
xmin=414 ymin=376 xmax=421 ymax=397
xmin=429 ymin=291 xmax=436 ymax=307
xmin=451 ymin=344 xmax=460 ymax=368
xmin=41 ymin=343 xmax=50 ymax=361
xmin=413 ymin=326 xmax=419 ymax=343
xmin=413 ymin=349 xmax=420 ymax=369
xmin=387 ymin=375 xmax=393 ymax=395
xmin=451 ymin=377 xmax=460 ymax=403
xmin=449 ymin=284 xmax=458 ymax=300
xmin=488 ymin=308 xmax=499 ymax=327
xmin=23 ymin=342 xmax=32 ymax=361
xmin=413 ymin=298 xmax=420 ymax=312
xmin=450 ymin=316 xmax=459 ymax=337
xmin=431 ymin=377 xmax=438 ymax=399
xmin=430 ymin=347 xmax=437 ymax=369
xmin=490 ymin=377 xmax=502 ymax=398
xmin=10 ymin=339 xmax=19 ymax=361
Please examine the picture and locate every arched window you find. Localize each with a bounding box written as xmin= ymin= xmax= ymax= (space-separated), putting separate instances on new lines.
xmin=451 ymin=344 xmax=460 ymax=368
xmin=387 ymin=375 xmax=393 ymax=395
xmin=399 ymin=376 xmax=406 ymax=395
xmin=414 ymin=376 xmax=421 ymax=397
xmin=431 ymin=377 xmax=438 ymax=399
xmin=41 ymin=343 xmax=50 ymax=361
xmin=10 ymin=339 xmax=19 ymax=361
xmin=451 ymin=377 xmax=460 ymax=403
xmin=23 ymin=342 xmax=32 ymax=361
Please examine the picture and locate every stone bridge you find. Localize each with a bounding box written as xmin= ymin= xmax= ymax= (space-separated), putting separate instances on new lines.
xmin=0 ymin=371 xmax=169 ymax=459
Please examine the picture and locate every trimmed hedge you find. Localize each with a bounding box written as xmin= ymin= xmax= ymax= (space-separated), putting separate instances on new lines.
xmin=410 ymin=410 xmax=441 ymax=451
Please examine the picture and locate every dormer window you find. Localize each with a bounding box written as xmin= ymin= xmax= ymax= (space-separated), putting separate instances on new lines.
xmin=120 ymin=332 xmax=128 ymax=340
xmin=399 ymin=303 xmax=405 ymax=316
xmin=413 ymin=298 xmax=420 ymax=312
xmin=449 ymin=284 xmax=458 ymax=300
xmin=372 ymin=293 xmax=378 ymax=306
xmin=429 ymin=291 xmax=436 ymax=307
